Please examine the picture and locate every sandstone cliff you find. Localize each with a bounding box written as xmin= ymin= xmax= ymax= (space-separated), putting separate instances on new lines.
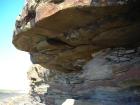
xmin=12 ymin=0 xmax=140 ymax=105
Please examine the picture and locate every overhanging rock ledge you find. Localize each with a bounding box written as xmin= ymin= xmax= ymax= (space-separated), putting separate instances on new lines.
xmin=12 ymin=0 xmax=140 ymax=105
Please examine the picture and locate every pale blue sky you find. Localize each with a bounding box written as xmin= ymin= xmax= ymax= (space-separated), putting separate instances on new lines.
xmin=0 ymin=0 xmax=31 ymax=91
xmin=0 ymin=0 xmax=24 ymax=48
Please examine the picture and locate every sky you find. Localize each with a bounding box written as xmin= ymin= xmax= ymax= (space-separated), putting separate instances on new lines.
xmin=0 ymin=0 xmax=32 ymax=92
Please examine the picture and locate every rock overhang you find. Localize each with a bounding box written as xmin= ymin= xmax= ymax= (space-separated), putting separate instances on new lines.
xmin=10 ymin=1 xmax=140 ymax=104
xmin=12 ymin=0 xmax=140 ymax=52
xmin=12 ymin=0 xmax=140 ymax=72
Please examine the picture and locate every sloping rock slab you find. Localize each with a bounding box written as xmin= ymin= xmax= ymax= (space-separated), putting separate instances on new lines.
xmin=13 ymin=5 xmax=130 ymax=51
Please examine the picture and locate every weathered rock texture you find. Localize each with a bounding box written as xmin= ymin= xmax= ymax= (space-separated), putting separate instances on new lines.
xmin=13 ymin=0 xmax=140 ymax=105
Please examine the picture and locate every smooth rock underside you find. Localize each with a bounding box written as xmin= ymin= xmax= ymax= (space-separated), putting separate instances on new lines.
xmin=12 ymin=0 xmax=140 ymax=105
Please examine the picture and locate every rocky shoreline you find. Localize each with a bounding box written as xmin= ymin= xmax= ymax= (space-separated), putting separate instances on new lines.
xmin=0 ymin=94 xmax=45 ymax=105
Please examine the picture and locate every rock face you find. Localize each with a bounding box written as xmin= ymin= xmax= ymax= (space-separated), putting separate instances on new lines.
xmin=12 ymin=0 xmax=140 ymax=105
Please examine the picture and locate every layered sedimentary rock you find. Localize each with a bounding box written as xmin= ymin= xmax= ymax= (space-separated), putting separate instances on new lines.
xmin=12 ymin=0 xmax=140 ymax=105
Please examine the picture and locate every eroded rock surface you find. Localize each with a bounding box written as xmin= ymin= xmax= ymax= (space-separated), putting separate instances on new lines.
xmin=12 ymin=0 xmax=140 ymax=105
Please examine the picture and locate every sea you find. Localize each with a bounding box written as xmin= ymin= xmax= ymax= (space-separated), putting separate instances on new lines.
xmin=0 ymin=90 xmax=25 ymax=103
